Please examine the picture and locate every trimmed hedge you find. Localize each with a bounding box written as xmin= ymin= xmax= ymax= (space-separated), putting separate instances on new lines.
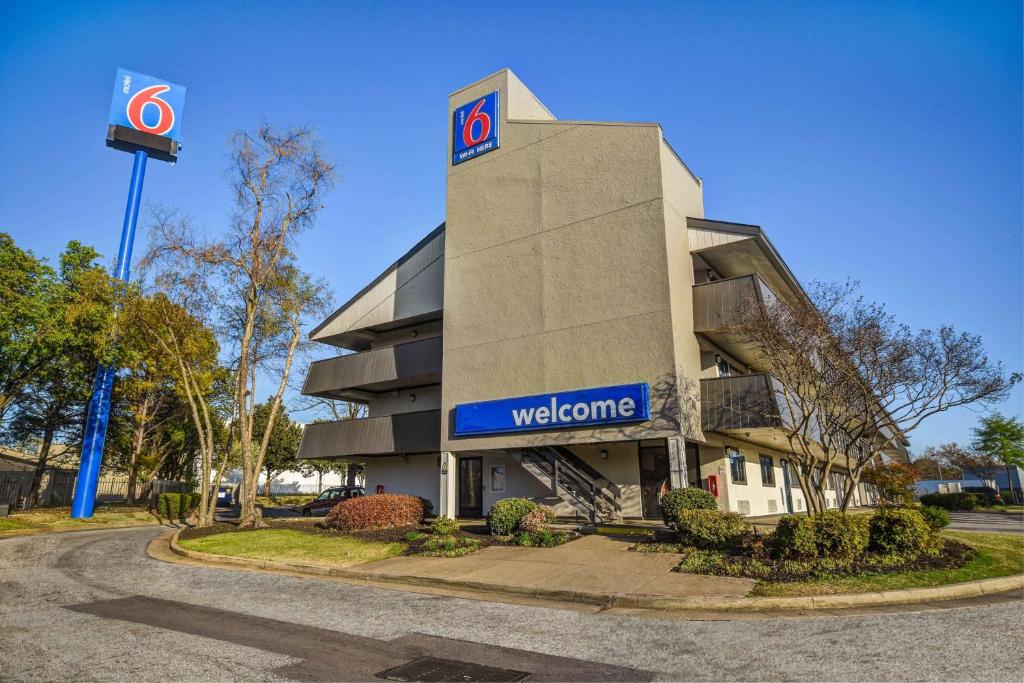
xmin=773 ymin=511 xmax=868 ymax=562
xmin=156 ymin=492 xmax=199 ymax=520
xmin=659 ymin=488 xmax=718 ymax=523
xmin=322 ymin=493 xmax=427 ymax=531
xmin=868 ymin=507 xmax=930 ymax=555
xmin=487 ymin=498 xmax=538 ymax=535
xmin=919 ymin=492 xmax=978 ymax=511
xmin=671 ymin=509 xmax=752 ymax=550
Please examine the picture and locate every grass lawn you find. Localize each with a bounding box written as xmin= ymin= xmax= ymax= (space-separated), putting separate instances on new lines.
xmin=978 ymin=506 xmax=1024 ymax=513
xmin=178 ymin=528 xmax=406 ymax=567
xmin=0 ymin=507 xmax=157 ymax=536
xmin=752 ymin=531 xmax=1024 ymax=597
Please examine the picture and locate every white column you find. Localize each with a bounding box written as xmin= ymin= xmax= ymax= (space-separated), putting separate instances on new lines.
xmin=667 ymin=437 xmax=688 ymax=489
xmin=439 ymin=451 xmax=457 ymax=519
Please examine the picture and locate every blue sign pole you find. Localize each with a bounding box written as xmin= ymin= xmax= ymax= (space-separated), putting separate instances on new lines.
xmin=71 ymin=150 xmax=148 ymax=518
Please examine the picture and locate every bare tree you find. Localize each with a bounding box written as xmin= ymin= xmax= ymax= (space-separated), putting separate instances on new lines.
xmin=736 ymin=281 xmax=1018 ymax=513
xmin=929 ymin=442 xmax=1002 ymax=489
xmin=145 ymin=127 xmax=334 ymax=528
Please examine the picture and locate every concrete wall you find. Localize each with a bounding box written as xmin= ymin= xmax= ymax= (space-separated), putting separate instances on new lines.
xmin=363 ymin=455 xmax=440 ymax=510
xmin=367 ymin=385 xmax=442 ymax=418
xmin=441 ymin=68 xmax=706 ymax=452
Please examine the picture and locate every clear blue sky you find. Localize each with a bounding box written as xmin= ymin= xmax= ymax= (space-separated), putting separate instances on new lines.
xmin=1 ymin=0 xmax=1020 ymax=453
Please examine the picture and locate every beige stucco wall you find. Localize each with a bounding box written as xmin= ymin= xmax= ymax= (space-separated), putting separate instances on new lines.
xmin=441 ymin=69 xmax=706 ymax=452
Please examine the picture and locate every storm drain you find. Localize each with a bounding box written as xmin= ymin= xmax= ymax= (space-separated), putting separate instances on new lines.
xmin=376 ymin=657 xmax=530 ymax=682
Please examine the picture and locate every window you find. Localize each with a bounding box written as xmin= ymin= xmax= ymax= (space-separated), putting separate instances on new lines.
xmin=759 ymin=455 xmax=775 ymax=487
xmin=716 ymin=355 xmax=731 ymax=377
xmin=830 ymin=471 xmax=845 ymax=497
xmin=490 ymin=466 xmax=505 ymax=492
xmin=728 ymin=448 xmax=746 ymax=484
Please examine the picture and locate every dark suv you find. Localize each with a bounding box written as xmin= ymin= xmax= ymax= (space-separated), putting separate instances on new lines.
xmin=300 ymin=486 xmax=364 ymax=516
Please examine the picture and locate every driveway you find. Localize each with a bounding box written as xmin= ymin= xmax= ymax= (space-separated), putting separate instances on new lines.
xmin=948 ymin=511 xmax=1024 ymax=534
xmin=1 ymin=526 xmax=1022 ymax=681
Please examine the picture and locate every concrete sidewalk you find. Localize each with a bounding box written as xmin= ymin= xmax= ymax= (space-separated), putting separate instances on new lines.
xmin=352 ymin=535 xmax=754 ymax=599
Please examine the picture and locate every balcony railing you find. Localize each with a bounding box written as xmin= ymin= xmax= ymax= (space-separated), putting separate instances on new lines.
xmin=693 ymin=274 xmax=779 ymax=333
xmin=297 ymin=410 xmax=441 ymax=459
xmin=700 ymin=374 xmax=788 ymax=432
xmin=302 ymin=336 xmax=442 ymax=399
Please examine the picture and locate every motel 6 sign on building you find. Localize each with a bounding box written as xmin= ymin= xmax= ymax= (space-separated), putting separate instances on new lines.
xmin=452 ymin=91 xmax=499 ymax=165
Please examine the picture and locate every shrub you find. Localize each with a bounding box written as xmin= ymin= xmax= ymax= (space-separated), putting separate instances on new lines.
xmin=672 ymin=509 xmax=752 ymax=551
xmin=518 ymin=505 xmax=555 ymax=534
xmin=514 ymin=529 xmax=569 ymax=547
xmin=322 ymin=493 xmax=426 ymax=531
xmin=861 ymin=462 xmax=918 ymax=506
xmin=659 ymin=488 xmax=718 ymax=523
xmin=156 ymin=492 xmax=186 ymax=520
xmin=430 ymin=516 xmax=459 ymax=536
xmin=487 ymin=498 xmax=537 ymax=535
xmin=185 ymin=493 xmax=201 ymax=511
xmin=772 ymin=515 xmax=816 ymax=559
xmin=810 ymin=511 xmax=869 ymax=561
xmin=419 ymin=535 xmax=480 ymax=557
xmin=919 ymin=505 xmax=950 ymax=530
xmin=419 ymin=497 xmax=434 ymax=517
xmin=771 ymin=511 xmax=868 ymax=562
xmin=869 ymin=507 xmax=930 ymax=556
xmin=919 ymin=492 xmax=978 ymax=511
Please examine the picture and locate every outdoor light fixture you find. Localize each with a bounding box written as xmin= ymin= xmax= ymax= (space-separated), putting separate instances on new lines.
xmin=600 ymin=449 xmax=609 ymax=459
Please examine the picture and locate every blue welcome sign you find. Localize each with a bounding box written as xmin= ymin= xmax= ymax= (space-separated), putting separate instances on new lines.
xmin=454 ymin=383 xmax=650 ymax=436
xmin=109 ymin=68 xmax=187 ymax=145
xmin=452 ymin=91 xmax=499 ymax=165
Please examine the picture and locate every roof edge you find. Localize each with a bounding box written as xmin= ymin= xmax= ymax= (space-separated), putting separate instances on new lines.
xmin=308 ymin=222 xmax=446 ymax=340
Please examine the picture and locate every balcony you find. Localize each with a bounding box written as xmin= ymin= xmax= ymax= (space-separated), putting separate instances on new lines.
xmin=701 ymin=374 xmax=788 ymax=433
xmin=693 ymin=274 xmax=779 ymax=365
xmin=297 ymin=410 xmax=442 ymax=459
xmin=302 ymin=336 xmax=442 ymax=401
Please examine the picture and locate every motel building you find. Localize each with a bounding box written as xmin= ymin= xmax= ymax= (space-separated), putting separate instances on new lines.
xmin=296 ymin=69 xmax=902 ymax=522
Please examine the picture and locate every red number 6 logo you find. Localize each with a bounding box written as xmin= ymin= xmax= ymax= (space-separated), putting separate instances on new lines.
xmin=126 ymin=85 xmax=175 ymax=136
xmin=461 ymin=98 xmax=491 ymax=147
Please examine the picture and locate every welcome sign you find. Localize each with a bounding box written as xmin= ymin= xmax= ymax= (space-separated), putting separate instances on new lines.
xmin=453 ymin=384 xmax=650 ymax=436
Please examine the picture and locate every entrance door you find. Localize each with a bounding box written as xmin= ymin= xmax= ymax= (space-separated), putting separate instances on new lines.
xmin=638 ymin=440 xmax=670 ymax=519
xmin=780 ymin=459 xmax=794 ymax=513
xmin=458 ymin=457 xmax=483 ymax=518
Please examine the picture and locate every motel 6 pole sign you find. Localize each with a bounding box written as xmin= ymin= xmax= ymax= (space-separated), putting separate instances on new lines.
xmin=70 ymin=69 xmax=187 ymax=518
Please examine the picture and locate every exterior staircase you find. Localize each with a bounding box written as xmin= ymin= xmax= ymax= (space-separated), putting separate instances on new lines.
xmin=516 ymin=446 xmax=622 ymax=523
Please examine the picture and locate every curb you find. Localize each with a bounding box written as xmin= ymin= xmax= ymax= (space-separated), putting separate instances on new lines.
xmin=166 ymin=529 xmax=1024 ymax=612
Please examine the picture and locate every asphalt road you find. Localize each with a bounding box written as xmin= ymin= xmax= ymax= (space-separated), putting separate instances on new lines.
xmin=948 ymin=512 xmax=1024 ymax=534
xmin=0 ymin=526 xmax=1022 ymax=682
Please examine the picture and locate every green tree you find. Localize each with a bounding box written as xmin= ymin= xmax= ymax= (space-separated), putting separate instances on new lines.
xmin=298 ymin=458 xmax=347 ymax=493
xmin=973 ymin=414 xmax=1024 ymax=504
xmin=135 ymin=290 xmax=231 ymax=526
xmin=0 ymin=233 xmax=52 ymax=420
xmin=2 ymin=241 xmax=118 ymax=507
xmin=251 ymin=400 xmax=302 ymax=495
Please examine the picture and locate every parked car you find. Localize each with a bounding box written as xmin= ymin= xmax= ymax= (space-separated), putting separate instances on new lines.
xmin=214 ymin=485 xmax=235 ymax=507
xmin=301 ymin=486 xmax=365 ymax=516
xmin=963 ymin=486 xmax=1002 ymax=506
